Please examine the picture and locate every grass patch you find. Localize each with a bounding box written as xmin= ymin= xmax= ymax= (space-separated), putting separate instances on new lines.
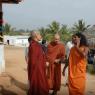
xmin=87 ymin=64 xmax=95 ymax=74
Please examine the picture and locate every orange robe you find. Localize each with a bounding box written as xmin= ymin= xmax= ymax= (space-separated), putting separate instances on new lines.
xmin=68 ymin=46 xmax=87 ymax=95
xmin=46 ymin=41 xmax=65 ymax=90
xmin=28 ymin=40 xmax=49 ymax=95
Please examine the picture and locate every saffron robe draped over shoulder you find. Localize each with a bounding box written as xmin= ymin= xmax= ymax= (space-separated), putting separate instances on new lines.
xmin=28 ymin=40 xmax=49 ymax=95
xmin=68 ymin=46 xmax=87 ymax=95
xmin=46 ymin=42 xmax=65 ymax=90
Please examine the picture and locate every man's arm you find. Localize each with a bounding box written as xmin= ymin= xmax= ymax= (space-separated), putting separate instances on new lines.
xmin=54 ymin=44 xmax=65 ymax=63
xmin=62 ymin=62 xmax=69 ymax=76
xmin=60 ymin=44 xmax=66 ymax=63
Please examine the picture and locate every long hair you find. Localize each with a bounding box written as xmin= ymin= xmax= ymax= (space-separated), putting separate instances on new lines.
xmin=75 ymin=32 xmax=88 ymax=47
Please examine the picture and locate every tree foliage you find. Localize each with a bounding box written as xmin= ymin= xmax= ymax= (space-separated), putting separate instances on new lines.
xmin=39 ymin=21 xmax=72 ymax=42
xmin=3 ymin=19 xmax=90 ymax=43
xmin=72 ymin=19 xmax=90 ymax=33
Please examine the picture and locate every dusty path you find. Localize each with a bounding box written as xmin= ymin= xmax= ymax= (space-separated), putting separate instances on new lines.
xmin=0 ymin=45 xmax=95 ymax=95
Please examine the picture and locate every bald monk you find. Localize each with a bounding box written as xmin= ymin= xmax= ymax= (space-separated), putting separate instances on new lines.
xmin=68 ymin=33 xmax=89 ymax=95
xmin=46 ymin=33 xmax=65 ymax=95
xmin=28 ymin=30 xmax=49 ymax=95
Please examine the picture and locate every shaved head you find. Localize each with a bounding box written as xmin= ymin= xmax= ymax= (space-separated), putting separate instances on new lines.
xmin=31 ymin=30 xmax=42 ymax=41
xmin=54 ymin=33 xmax=60 ymax=43
xmin=54 ymin=33 xmax=60 ymax=39
xmin=31 ymin=30 xmax=39 ymax=38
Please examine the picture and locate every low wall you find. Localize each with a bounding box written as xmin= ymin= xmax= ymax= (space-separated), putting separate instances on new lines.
xmin=0 ymin=45 xmax=5 ymax=74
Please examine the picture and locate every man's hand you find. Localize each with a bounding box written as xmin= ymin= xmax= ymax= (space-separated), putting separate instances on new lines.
xmin=46 ymin=62 xmax=49 ymax=67
xmin=62 ymin=70 xmax=65 ymax=76
xmin=55 ymin=59 xmax=60 ymax=63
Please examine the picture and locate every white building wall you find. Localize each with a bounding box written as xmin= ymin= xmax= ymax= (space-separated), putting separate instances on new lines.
xmin=4 ymin=35 xmax=29 ymax=47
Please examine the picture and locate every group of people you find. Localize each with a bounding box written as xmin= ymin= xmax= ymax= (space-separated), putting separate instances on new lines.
xmin=25 ymin=30 xmax=89 ymax=95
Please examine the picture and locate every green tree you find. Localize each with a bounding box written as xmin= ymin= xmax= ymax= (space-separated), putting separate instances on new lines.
xmin=39 ymin=27 xmax=47 ymax=39
xmin=48 ymin=21 xmax=60 ymax=34
xmin=3 ymin=23 xmax=23 ymax=35
xmin=39 ymin=21 xmax=72 ymax=42
xmin=3 ymin=23 xmax=16 ymax=35
xmin=45 ymin=33 xmax=54 ymax=42
xmin=60 ymin=25 xmax=72 ymax=42
xmin=72 ymin=19 xmax=90 ymax=33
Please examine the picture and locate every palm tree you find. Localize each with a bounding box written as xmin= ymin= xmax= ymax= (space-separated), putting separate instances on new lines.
xmin=39 ymin=21 xmax=72 ymax=42
xmin=59 ymin=25 xmax=68 ymax=35
xmin=60 ymin=25 xmax=72 ymax=42
xmin=48 ymin=21 xmax=60 ymax=34
xmin=72 ymin=19 xmax=90 ymax=33
xmin=38 ymin=27 xmax=47 ymax=39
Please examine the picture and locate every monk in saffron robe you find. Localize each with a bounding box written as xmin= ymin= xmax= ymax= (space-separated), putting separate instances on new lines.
xmin=68 ymin=33 xmax=89 ymax=95
xmin=46 ymin=33 xmax=65 ymax=95
xmin=28 ymin=30 xmax=49 ymax=95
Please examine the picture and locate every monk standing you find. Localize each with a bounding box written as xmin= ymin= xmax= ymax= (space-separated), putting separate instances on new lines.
xmin=28 ymin=30 xmax=49 ymax=95
xmin=68 ymin=33 xmax=89 ymax=95
xmin=46 ymin=33 xmax=65 ymax=95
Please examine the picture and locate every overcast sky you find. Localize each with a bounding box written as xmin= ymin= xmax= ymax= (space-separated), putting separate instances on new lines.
xmin=2 ymin=0 xmax=95 ymax=30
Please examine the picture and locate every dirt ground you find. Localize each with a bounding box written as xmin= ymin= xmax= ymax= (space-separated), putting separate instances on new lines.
xmin=0 ymin=45 xmax=95 ymax=95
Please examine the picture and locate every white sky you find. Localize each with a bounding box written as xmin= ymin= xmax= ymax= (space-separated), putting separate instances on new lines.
xmin=2 ymin=0 xmax=95 ymax=30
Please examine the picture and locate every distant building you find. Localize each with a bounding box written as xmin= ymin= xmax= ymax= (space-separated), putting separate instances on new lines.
xmin=4 ymin=35 xmax=29 ymax=47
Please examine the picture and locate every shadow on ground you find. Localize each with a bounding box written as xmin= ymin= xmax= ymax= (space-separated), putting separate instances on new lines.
xmin=0 ymin=85 xmax=17 ymax=95
xmin=1 ymin=72 xmax=28 ymax=91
